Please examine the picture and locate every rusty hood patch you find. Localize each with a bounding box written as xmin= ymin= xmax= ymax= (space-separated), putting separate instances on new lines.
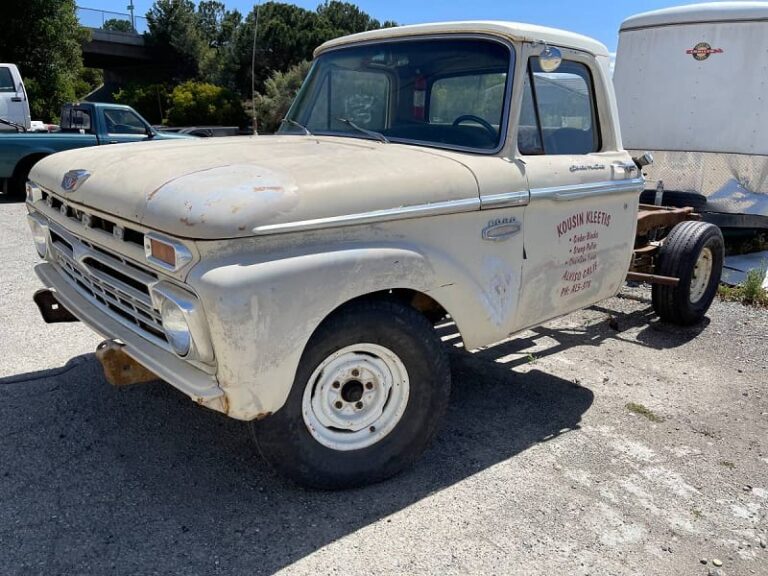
xmin=29 ymin=135 xmax=480 ymax=239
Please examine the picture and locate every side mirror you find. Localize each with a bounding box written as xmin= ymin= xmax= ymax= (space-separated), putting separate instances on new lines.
xmin=633 ymin=152 xmax=654 ymax=168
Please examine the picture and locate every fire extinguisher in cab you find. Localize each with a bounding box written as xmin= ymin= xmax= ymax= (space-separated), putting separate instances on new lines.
xmin=413 ymin=73 xmax=426 ymax=120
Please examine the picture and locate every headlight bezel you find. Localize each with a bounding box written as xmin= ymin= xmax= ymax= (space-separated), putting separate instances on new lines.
xmin=150 ymin=282 xmax=214 ymax=363
xmin=27 ymin=212 xmax=50 ymax=258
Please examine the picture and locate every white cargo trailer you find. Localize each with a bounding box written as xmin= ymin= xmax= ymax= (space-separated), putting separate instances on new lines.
xmin=614 ymin=2 xmax=768 ymax=230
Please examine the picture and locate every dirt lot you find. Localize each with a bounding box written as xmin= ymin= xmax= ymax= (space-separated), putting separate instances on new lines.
xmin=1 ymin=197 xmax=767 ymax=576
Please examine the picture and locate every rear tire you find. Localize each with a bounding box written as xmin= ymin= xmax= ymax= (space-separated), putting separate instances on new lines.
xmin=652 ymin=221 xmax=724 ymax=325
xmin=252 ymin=299 xmax=451 ymax=489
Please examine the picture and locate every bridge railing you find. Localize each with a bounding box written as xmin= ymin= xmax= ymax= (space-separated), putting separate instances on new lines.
xmin=76 ymin=6 xmax=148 ymax=34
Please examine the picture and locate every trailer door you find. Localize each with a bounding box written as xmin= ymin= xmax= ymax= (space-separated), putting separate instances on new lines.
xmin=514 ymin=47 xmax=643 ymax=330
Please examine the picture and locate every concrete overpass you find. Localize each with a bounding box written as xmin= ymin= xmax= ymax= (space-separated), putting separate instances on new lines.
xmin=82 ymin=28 xmax=150 ymax=69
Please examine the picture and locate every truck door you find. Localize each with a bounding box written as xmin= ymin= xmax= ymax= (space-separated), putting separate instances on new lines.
xmin=514 ymin=46 xmax=643 ymax=330
xmin=0 ymin=65 xmax=29 ymax=130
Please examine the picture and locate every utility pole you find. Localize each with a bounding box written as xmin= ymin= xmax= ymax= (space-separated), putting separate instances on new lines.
xmin=127 ymin=0 xmax=136 ymax=31
xmin=251 ymin=2 xmax=261 ymax=134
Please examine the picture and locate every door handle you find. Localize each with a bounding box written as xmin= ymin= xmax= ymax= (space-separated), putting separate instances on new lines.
xmin=612 ymin=161 xmax=638 ymax=178
xmin=11 ymin=97 xmax=22 ymax=102
xmin=108 ymin=140 xmax=119 ymax=144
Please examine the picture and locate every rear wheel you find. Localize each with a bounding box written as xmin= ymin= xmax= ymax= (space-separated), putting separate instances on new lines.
xmin=652 ymin=221 xmax=724 ymax=325
xmin=252 ymin=299 xmax=451 ymax=489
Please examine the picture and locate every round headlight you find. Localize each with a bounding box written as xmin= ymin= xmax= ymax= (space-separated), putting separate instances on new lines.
xmin=28 ymin=217 xmax=48 ymax=258
xmin=160 ymin=298 xmax=191 ymax=356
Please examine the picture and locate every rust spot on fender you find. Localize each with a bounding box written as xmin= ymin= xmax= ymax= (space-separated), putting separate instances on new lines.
xmin=255 ymin=411 xmax=273 ymax=421
xmin=180 ymin=216 xmax=195 ymax=226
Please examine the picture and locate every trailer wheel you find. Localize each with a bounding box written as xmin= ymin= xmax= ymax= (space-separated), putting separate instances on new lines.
xmin=652 ymin=221 xmax=724 ymax=325
xmin=251 ymin=299 xmax=451 ymax=489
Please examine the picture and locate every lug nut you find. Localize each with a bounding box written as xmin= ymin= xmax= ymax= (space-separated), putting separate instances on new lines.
xmin=369 ymin=426 xmax=376 ymax=432
xmin=332 ymin=381 xmax=340 ymax=389
xmin=355 ymin=401 xmax=363 ymax=409
xmin=334 ymin=401 xmax=343 ymax=409
xmin=351 ymin=369 xmax=360 ymax=377
xmin=365 ymin=382 xmax=373 ymax=390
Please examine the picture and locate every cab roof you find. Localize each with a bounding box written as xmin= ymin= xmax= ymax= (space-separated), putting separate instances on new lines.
xmin=315 ymin=21 xmax=609 ymax=58
xmin=621 ymin=2 xmax=768 ymax=32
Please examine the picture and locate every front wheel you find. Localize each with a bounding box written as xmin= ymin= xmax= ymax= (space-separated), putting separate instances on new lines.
xmin=652 ymin=221 xmax=724 ymax=325
xmin=252 ymin=299 xmax=451 ymax=489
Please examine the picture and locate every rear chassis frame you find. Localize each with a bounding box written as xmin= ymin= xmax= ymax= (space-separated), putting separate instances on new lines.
xmin=626 ymin=204 xmax=701 ymax=287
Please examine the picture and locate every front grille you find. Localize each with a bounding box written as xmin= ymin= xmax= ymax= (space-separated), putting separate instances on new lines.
xmin=49 ymin=222 xmax=169 ymax=348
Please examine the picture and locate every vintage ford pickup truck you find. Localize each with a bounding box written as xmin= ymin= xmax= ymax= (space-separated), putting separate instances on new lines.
xmin=24 ymin=21 xmax=724 ymax=488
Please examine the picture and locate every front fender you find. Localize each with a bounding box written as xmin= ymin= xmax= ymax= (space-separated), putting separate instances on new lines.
xmin=188 ymin=243 xmax=489 ymax=420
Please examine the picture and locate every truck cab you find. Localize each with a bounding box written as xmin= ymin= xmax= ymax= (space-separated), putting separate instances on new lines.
xmin=0 ymin=64 xmax=31 ymax=131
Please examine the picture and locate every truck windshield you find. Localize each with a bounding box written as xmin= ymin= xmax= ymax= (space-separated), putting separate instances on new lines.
xmin=282 ymin=38 xmax=513 ymax=151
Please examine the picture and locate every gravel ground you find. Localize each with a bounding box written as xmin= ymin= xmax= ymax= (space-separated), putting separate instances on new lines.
xmin=1 ymin=196 xmax=767 ymax=576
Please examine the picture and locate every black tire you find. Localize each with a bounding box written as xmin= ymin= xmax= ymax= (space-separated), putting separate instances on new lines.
xmin=252 ymin=298 xmax=451 ymax=489
xmin=652 ymin=221 xmax=724 ymax=325
xmin=639 ymin=189 xmax=708 ymax=211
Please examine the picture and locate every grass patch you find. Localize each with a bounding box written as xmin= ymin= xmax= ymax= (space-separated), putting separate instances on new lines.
xmin=526 ymin=353 xmax=538 ymax=364
xmin=719 ymin=265 xmax=768 ymax=308
xmin=625 ymin=402 xmax=664 ymax=423
xmin=691 ymin=508 xmax=703 ymax=520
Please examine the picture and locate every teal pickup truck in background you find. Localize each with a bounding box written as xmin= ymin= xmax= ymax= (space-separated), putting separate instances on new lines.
xmin=0 ymin=102 xmax=192 ymax=197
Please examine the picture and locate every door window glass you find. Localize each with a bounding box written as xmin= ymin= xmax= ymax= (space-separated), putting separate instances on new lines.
xmin=518 ymin=57 xmax=600 ymax=155
xmin=0 ymin=68 xmax=15 ymax=93
xmin=104 ymin=109 xmax=147 ymax=135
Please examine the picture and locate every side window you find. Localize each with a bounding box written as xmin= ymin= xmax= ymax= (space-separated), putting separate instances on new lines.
xmin=306 ymin=69 xmax=389 ymax=131
xmin=429 ymin=73 xmax=506 ymax=127
xmin=518 ymin=57 xmax=600 ymax=155
xmin=0 ymin=67 xmax=15 ymax=93
xmin=105 ymin=109 xmax=147 ymax=135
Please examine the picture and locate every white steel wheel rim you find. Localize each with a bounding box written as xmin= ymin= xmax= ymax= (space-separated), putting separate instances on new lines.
xmin=690 ymin=246 xmax=714 ymax=303
xmin=302 ymin=343 xmax=410 ymax=451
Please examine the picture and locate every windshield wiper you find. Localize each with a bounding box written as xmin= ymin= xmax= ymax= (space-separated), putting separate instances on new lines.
xmin=280 ymin=118 xmax=313 ymax=136
xmin=336 ymin=117 xmax=389 ymax=143
xmin=0 ymin=117 xmax=26 ymax=132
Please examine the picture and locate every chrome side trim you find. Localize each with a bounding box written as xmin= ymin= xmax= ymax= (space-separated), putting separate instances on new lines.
xmin=480 ymin=190 xmax=530 ymax=209
xmin=252 ymin=197 xmax=481 ymax=235
xmin=531 ymin=178 xmax=644 ymax=202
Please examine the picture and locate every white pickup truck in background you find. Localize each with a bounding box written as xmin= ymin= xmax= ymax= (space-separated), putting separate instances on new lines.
xmin=25 ymin=21 xmax=724 ymax=489
xmin=0 ymin=64 xmax=31 ymax=132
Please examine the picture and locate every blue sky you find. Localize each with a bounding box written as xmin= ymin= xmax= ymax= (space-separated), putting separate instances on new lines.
xmin=80 ymin=0 xmax=723 ymax=52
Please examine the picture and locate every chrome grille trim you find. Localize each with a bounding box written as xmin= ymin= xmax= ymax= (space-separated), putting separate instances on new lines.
xmin=48 ymin=220 xmax=170 ymax=350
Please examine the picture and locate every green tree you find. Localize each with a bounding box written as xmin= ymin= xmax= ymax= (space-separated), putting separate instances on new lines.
xmin=165 ymin=81 xmax=248 ymax=126
xmin=254 ymin=60 xmax=311 ymax=134
xmin=145 ymin=0 xmax=207 ymax=80
xmin=0 ymin=0 xmax=89 ymax=121
xmin=114 ymin=83 xmax=170 ymax=124
xmin=103 ymin=18 xmax=135 ymax=32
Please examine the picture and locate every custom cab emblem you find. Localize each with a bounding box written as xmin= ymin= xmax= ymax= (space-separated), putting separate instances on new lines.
xmin=570 ymin=164 xmax=605 ymax=173
xmin=482 ymin=217 xmax=521 ymax=242
xmin=61 ymin=169 xmax=90 ymax=192
xmin=686 ymin=42 xmax=723 ymax=61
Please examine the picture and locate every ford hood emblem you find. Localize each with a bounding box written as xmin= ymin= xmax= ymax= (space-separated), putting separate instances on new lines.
xmin=61 ymin=169 xmax=91 ymax=192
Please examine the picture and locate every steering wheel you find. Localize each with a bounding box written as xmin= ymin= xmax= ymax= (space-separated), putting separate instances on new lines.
xmin=452 ymin=115 xmax=497 ymax=140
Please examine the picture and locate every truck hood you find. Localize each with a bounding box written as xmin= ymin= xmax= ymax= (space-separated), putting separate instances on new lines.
xmin=30 ymin=136 xmax=479 ymax=239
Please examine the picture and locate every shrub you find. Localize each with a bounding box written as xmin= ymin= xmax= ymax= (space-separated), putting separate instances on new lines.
xmin=165 ymin=81 xmax=248 ymax=126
